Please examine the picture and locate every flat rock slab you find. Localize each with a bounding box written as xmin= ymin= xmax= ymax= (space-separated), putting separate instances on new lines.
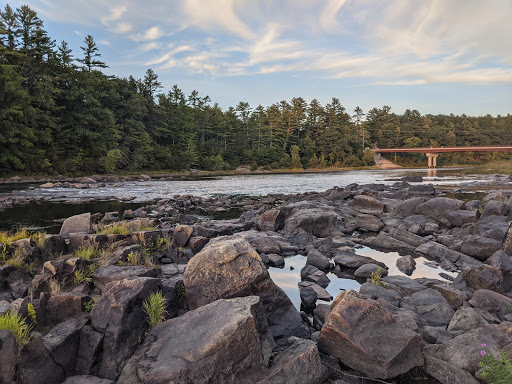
xmin=118 ymin=296 xmax=274 ymax=384
xmin=333 ymin=250 xmax=386 ymax=269
xmin=298 ymin=281 xmax=333 ymax=301
xmin=93 ymin=265 xmax=159 ymax=293
xmin=352 ymin=195 xmax=384 ymax=215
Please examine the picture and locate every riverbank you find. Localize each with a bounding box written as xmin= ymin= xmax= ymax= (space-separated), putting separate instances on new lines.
xmin=0 ymin=179 xmax=511 ymax=383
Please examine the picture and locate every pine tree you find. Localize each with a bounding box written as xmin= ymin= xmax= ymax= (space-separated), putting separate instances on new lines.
xmin=78 ymin=34 xmax=107 ymax=71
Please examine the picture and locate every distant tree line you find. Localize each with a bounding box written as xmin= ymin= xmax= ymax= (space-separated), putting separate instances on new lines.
xmin=1 ymin=4 xmax=511 ymax=176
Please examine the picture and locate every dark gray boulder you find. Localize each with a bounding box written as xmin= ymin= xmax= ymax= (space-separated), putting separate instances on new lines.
xmin=396 ymin=255 xmax=416 ymax=275
xmin=306 ymin=248 xmax=331 ymax=271
xmin=352 ymin=195 xmax=384 ymax=215
xmin=92 ymin=265 xmax=159 ymax=293
xmin=391 ymin=197 xmax=427 ymax=218
xmin=118 ymin=296 xmax=274 ymax=384
xmin=459 ymin=236 xmax=503 ymax=260
xmin=0 ymin=330 xmax=17 ymax=384
xmin=401 ymin=288 xmax=455 ymax=327
xmin=354 ymin=263 xmax=388 ymax=279
xmin=333 ymin=249 xmax=386 ymax=269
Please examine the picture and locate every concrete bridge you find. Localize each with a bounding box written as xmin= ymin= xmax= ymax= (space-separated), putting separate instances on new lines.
xmin=373 ymin=146 xmax=512 ymax=168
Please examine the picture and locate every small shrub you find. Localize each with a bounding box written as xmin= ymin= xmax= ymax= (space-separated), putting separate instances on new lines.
xmin=142 ymin=291 xmax=168 ymax=330
xmin=0 ymin=312 xmax=33 ymax=349
xmin=479 ymin=344 xmax=512 ymax=384
xmin=27 ymin=303 xmax=37 ymax=324
xmin=96 ymin=221 xmax=131 ymax=235
xmin=48 ymin=278 xmax=61 ymax=295
xmin=74 ymin=244 xmax=100 ymax=259
xmin=84 ymin=297 xmax=98 ymax=312
xmin=72 ymin=269 xmax=92 ymax=285
xmin=371 ymin=267 xmax=385 ymax=287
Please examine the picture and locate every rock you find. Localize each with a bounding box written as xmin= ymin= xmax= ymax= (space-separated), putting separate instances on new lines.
xmin=306 ymin=248 xmax=331 ymax=271
xmin=431 ymin=284 xmax=469 ymax=309
xmin=282 ymin=202 xmax=344 ymax=237
xmin=352 ymin=195 xmax=384 ymax=215
xmin=62 ymin=376 xmax=115 ymax=384
xmin=300 ymin=286 xmax=317 ymax=308
xmin=504 ymin=223 xmax=512 ymax=256
xmin=0 ymin=330 xmax=17 ymax=384
xmin=459 ymin=236 xmax=503 ymax=260
xmin=298 ymin=281 xmax=332 ymax=301
xmin=401 ymin=175 xmax=423 ymax=182
xmin=138 ymin=174 xmax=151 ymax=181
xmin=354 ymin=213 xmax=385 ymax=232
xmin=172 ymin=225 xmax=194 ymax=247
xmin=415 ymin=241 xmax=480 ymax=268
xmin=423 ymin=353 xmax=480 ymax=384
xmin=304 ymin=270 xmax=331 ymax=288
xmin=313 ymin=304 xmax=330 ymax=328
xmin=258 ymin=209 xmax=286 ymax=232
xmin=39 ymin=182 xmax=55 ymax=188
xmin=364 ymin=232 xmax=416 ymax=253
xmin=333 ymin=249 xmax=386 ymax=269
xmin=388 ymin=227 xmax=428 ymax=247
xmin=90 ymin=277 xmax=162 ymax=380
xmin=81 ymin=177 xmax=97 ymax=184
xmin=463 ymin=264 xmax=503 ymax=292
xmin=318 ymin=290 xmax=423 ymax=379
xmin=267 ymin=254 xmax=285 ymax=268
xmin=359 ymin=282 xmax=402 ymax=307
xmin=0 ymin=300 xmax=11 ymax=315
xmin=183 ymin=236 xmax=308 ymax=339
xmin=415 ymin=198 xmax=465 ymax=227
xmin=60 ymin=213 xmax=92 ymax=237
xmin=43 ymin=317 xmax=88 ymax=376
xmin=444 ymin=209 xmax=478 ymax=227
xmin=486 ymin=250 xmax=512 ymax=292
xmin=396 ymin=255 xmax=416 ymax=275
xmin=481 ymin=200 xmax=508 ymax=218
xmin=18 ymin=332 xmax=66 ymax=384
xmin=408 ymin=184 xmax=435 ymax=195
xmin=45 ymin=293 xmax=88 ymax=325
xmin=391 ymin=197 xmax=427 ymax=218
xmin=75 ymin=325 xmax=104 ymax=375
xmin=118 ymin=296 xmax=274 ymax=384
xmin=188 ymin=236 xmax=209 ymax=254
xmin=422 ymin=326 xmax=453 ymax=344
xmin=401 ymin=288 xmax=455 ymax=327
xmin=354 ymin=263 xmax=388 ymax=279
xmin=380 ymin=275 xmax=427 ymax=296
xmin=92 ymin=265 xmax=159 ymax=293
xmin=256 ymin=337 xmax=326 ymax=384
xmin=468 ymin=289 xmax=512 ymax=321
xmin=447 ymin=306 xmax=488 ymax=332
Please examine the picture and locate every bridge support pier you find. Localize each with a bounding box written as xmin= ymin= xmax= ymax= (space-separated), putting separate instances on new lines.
xmin=426 ymin=153 xmax=439 ymax=168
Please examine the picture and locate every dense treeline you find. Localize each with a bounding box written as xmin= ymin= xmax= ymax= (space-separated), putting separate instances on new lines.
xmin=1 ymin=5 xmax=511 ymax=176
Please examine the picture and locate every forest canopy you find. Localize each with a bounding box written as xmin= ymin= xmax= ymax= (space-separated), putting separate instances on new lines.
xmin=1 ymin=4 xmax=511 ymax=176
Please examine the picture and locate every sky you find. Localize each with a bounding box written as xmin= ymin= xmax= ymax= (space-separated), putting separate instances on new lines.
xmin=6 ymin=0 xmax=512 ymax=116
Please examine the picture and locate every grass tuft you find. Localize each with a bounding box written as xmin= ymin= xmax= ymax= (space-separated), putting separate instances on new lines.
xmin=142 ymin=291 xmax=168 ymax=331
xmin=74 ymin=244 xmax=100 ymax=259
xmin=0 ymin=312 xmax=33 ymax=349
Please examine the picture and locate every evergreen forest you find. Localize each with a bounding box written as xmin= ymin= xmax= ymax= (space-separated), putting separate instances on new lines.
xmin=1 ymin=4 xmax=511 ymax=176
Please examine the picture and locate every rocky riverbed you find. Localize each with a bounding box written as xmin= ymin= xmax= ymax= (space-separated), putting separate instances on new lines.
xmin=0 ymin=180 xmax=511 ymax=383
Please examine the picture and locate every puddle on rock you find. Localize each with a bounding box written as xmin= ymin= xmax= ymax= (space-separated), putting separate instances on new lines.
xmin=269 ymin=246 xmax=457 ymax=311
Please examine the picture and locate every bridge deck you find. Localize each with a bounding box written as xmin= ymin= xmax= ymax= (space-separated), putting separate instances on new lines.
xmin=373 ymin=146 xmax=512 ymax=154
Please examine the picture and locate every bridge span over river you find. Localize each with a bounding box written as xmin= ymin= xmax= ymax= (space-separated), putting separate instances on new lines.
xmin=373 ymin=145 xmax=512 ymax=168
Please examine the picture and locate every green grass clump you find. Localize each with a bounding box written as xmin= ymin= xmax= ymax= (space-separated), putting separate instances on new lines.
xmin=0 ymin=312 xmax=33 ymax=349
xmin=142 ymin=291 xmax=168 ymax=330
xmin=371 ymin=267 xmax=386 ymax=287
xmin=0 ymin=228 xmax=30 ymax=246
xmin=96 ymin=221 xmax=131 ymax=235
xmin=5 ymin=249 xmax=27 ymax=269
xmin=30 ymin=231 xmax=47 ymax=249
xmin=74 ymin=244 xmax=100 ymax=259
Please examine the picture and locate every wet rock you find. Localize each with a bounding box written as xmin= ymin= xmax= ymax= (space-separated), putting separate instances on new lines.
xmin=19 ymin=332 xmax=66 ymax=384
xmin=396 ymin=255 xmax=416 ymax=275
xmin=447 ymin=306 xmax=488 ymax=332
xmin=60 ymin=213 xmax=92 ymax=237
xmin=459 ymin=236 xmax=503 ymax=260
xmin=352 ymin=195 xmax=384 ymax=215
xmin=306 ymin=248 xmax=331 ymax=271
xmin=118 ymin=296 xmax=274 ymax=384
xmin=463 ymin=264 xmax=503 ymax=292
xmin=183 ymin=236 xmax=308 ymax=339
xmin=401 ymin=288 xmax=455 ymax=327
xmin=0 ymin=330 xmax=17 ymax=383
xmin=90 ymin=277 xmax=162 ymax=380
xmin=43 ymin=317 xmax=88 ymax=376
xmin=258 ymin=209 xmax=286 ymax=232
xmin=354 ymin=263 xmax=388 ymax=279
xmin=318 ymin=290 xmax=423 ymax=379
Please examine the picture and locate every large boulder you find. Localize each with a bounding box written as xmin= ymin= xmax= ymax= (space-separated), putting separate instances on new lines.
xmin=391 ymin=197 xmax=427 ymax=218
xmin=415 ymin=198 xmax=465 ymax=227
xmin=468 ymin=289 xmax=512 ymax=321
xmin=354 ymin=213 xmax=385 ymax=232
xmin=401 ymin=288 xmax=455 ymax=327
xmin=118 ymin=296 xmax=274 ymax=384
xmin=90 ymin=277 xmax=162 ymax=380
xmin=317 ymin=290 xmax=423 ymax=379
xmin=486 ymin=250 xmax=512 ymax=292
xmin=60 ymin=213 xmax=92 ymax=237
xmin=415 ymin=241 xmax=481 ymax=268
xmin=352 ymin=195 xmax=384 ymax=215
xmin=459 ymin=236 xmax=503 ymax=261
xmin=463 ymin=264 xmax=503 ymax=292
xmin=282 ymin=202 xmax=344 ymax=237
xmin=423 ymin=353 xmax=480 ymax=384
xmin=183 ymin=236 xmax=308 ymax=339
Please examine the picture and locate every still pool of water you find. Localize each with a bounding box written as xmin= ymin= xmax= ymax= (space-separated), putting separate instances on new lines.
xmin=268 ymin=247 xmax=457 ymax=310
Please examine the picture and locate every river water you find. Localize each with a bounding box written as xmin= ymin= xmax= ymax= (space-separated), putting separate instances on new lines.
xmin=0 ymin=168 xmax=503 ymax=232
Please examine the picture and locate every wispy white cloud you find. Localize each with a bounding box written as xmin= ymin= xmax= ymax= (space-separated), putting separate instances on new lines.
xmin=133 ymin=26 xmax=164 ymax=41
xmin=320 ymin=0 xmax=348 ymax=31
